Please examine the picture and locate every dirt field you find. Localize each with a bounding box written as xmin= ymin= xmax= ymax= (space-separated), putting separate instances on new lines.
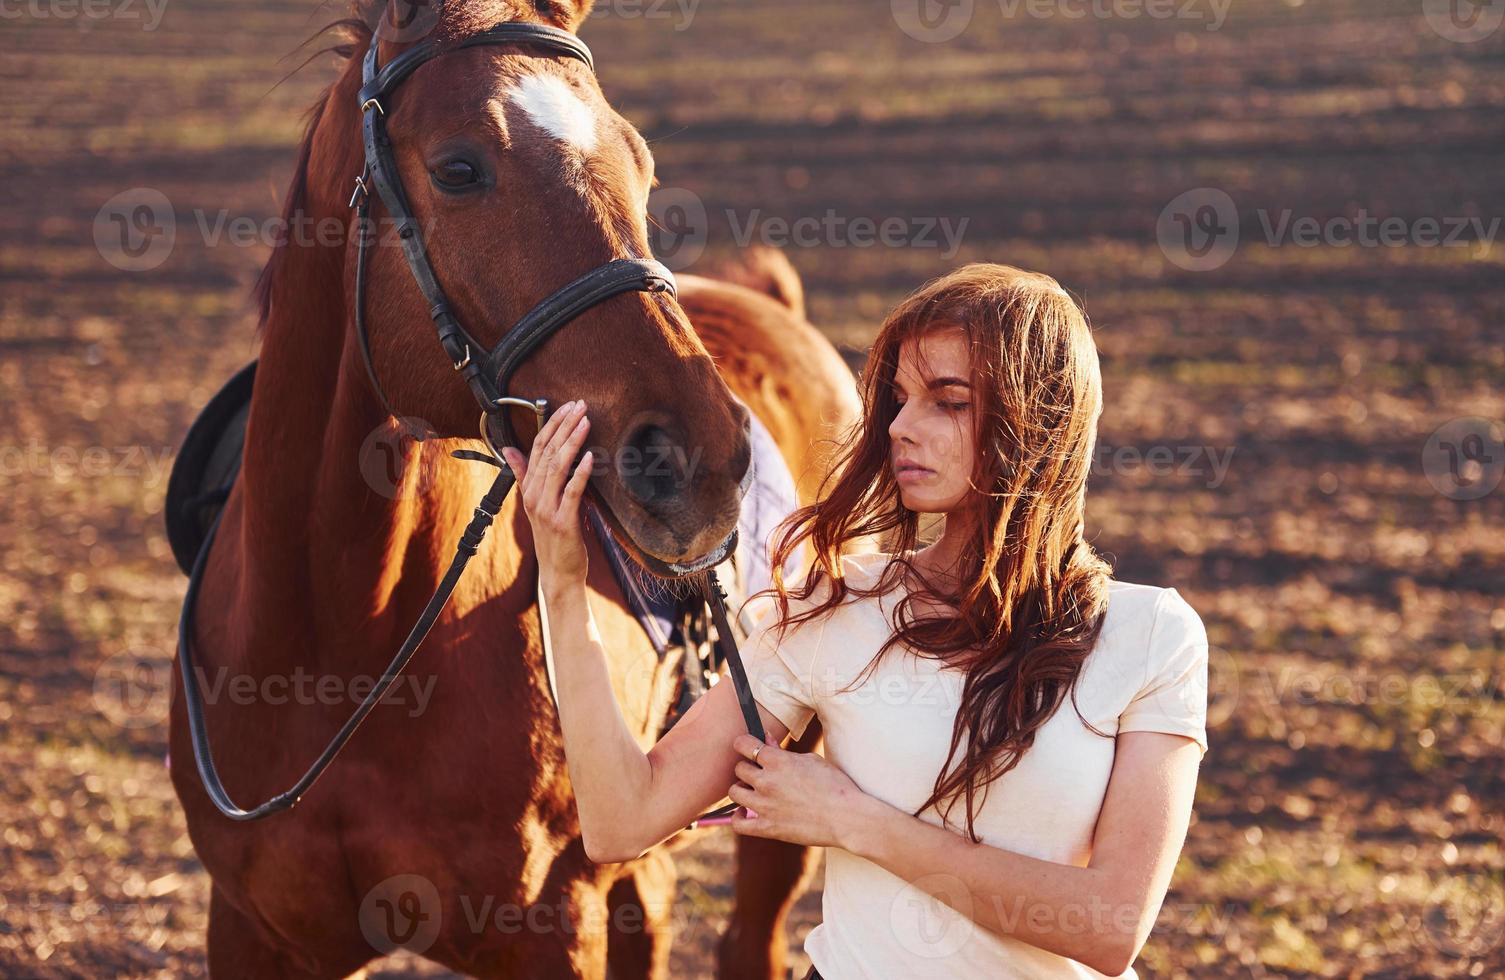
xmin=2 ymin=0 xmax=1503 ymax=976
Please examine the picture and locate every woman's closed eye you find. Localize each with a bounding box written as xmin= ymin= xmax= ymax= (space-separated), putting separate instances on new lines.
xmin=895 ymin=392 xmax=970 ymax=412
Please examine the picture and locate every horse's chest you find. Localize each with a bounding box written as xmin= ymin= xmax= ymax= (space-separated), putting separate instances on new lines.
xmin=175 ymin=602 xmax=584 ymax=930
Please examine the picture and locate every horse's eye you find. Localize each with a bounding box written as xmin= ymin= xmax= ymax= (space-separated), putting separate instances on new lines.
xmin=431 ymin=159 xmax=480 ymax=189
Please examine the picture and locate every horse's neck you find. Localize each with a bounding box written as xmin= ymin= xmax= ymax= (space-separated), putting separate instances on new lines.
xmin=232 ymin=70 xmax=521 ymax=661
xmin=238 ymin=332 xmax=428 ymax=619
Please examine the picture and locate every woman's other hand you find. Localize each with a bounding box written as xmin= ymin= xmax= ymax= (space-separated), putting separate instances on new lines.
xmin=727 ymin=733 xmax=875 ymax=850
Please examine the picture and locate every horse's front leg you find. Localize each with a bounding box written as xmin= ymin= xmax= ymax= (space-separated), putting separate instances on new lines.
xmin=605 ymin=846 xmax=678 ymax=980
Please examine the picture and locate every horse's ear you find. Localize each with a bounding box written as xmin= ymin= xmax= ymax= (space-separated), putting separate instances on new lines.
xmin=367 ymin=0 xmax=443 ymax=45
xmin=562 ymin=0 xmax=596 ymax=30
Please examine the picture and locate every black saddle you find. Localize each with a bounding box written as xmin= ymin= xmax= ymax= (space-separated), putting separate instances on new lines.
xmin=164 ymin=360 xmax=257 ymax=576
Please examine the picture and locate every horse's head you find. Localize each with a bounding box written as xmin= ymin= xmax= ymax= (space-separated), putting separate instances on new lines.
xmin=350 ymin=2 xmax=750 ymax=574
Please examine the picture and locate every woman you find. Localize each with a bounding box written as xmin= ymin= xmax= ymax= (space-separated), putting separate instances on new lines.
xmin=499 ymin=263 xmax=1209 ymax=979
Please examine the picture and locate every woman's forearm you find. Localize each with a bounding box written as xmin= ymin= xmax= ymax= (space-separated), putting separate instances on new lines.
xmin=542 ymin=579 xmax=655 ymax=862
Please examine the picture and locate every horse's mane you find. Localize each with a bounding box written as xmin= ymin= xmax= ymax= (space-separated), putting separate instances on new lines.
xmin=252 ymin=5 xmax=378 ymax=337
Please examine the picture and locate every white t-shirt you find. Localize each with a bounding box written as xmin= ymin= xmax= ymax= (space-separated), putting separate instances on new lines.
xmin=740 ymin=551 xmax=1209 ymax=979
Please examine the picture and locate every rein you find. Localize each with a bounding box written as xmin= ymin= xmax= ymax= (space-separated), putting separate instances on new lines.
xmin=175 ymin=19 xmax=765 ymax=827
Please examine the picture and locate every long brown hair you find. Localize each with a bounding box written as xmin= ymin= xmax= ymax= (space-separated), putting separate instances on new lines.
xmin=750 ymin=263 xmax=1115 ymax=843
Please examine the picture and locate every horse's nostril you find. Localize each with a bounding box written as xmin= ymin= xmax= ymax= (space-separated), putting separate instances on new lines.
xmin=619 ymin=423 xmax=689 ymax=507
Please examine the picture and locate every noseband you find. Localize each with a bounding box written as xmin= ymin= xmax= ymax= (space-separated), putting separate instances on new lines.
xmin=177 ymin=20 xmax=766 ymax=824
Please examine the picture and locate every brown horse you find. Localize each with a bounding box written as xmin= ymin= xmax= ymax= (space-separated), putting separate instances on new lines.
xmin=167 ymin=1 xmax=859 ymax=977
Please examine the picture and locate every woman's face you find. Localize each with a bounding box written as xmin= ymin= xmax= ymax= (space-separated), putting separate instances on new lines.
xmin=887 ymin=327 xmax=980 ymax=515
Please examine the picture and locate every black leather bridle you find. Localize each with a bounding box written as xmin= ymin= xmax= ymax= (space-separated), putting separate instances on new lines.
xmin=351 ymin=21 xmax=674 ymax=464
xmin=176 ymin=20 xmax=766 ymax=825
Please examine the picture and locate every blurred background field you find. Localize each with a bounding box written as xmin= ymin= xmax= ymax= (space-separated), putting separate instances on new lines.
xmin=2 ymin=0 xmax=1503 ymax=976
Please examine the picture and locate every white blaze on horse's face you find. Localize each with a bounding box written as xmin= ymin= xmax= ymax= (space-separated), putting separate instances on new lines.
xmin=507 ymin=74 xmax=600 ymax=190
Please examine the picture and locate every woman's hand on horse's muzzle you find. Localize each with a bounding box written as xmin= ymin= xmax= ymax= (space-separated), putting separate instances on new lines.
xmin=500 ymin=399 xmax=593 ymax=595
